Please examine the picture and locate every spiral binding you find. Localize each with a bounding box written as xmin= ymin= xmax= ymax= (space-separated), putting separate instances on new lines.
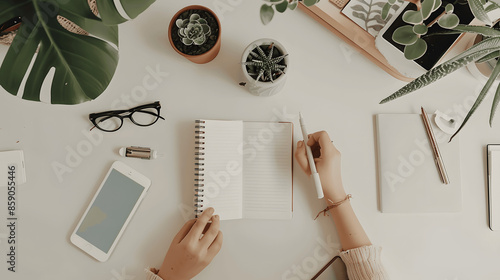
xmin=194 ymin=120 xmax=206 ymax=217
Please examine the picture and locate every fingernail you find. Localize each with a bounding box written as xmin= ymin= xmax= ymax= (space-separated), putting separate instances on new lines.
xmin=215 ymin=215 xmax=220 ymax=220
xmin=298 ymin=141 xmax=303 ymax=147
xmin=207 ymin=207 xmax=214 ymax=213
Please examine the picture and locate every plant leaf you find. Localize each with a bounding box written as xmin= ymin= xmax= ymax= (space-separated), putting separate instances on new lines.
xmin=485 ymin=1 xmax=500 ymax=12
xmin=382 ymin=3 xmax=391 ymax=20
xmin=450 ymin=59 xmax=500 ymax=140
xmin=438 ymin=14 xmax=460 ymax=29
xmin=403 ymin=10 xmax=423 ymax=24
xmin=469 ymin=0 xmax=492 ymax=26
xmin=476 ymin=51 xmax=500 ymax=63
xmin=433 ymin=0 xmax=442 ymax=10
xmin=451 ymin=24 xmax=500 ymax=37
xmin=404 ymin=38 xmax=427 ymax=60
xmin=118 ymin=0 xmax=155 ymax=20
xmin=276 ymin=0 xmax=288 ymax=13
xmin=413 ymin=24 xmax=428 ymax=35
xmin=392 ymin=25 xmax=418 ymax=45
xmin=352 ymin=11 xmax=367 ymax=20
xmin=490 ymin=75 xmax=500 ymax=125
xmin=445 ymin=3 xmax=454 ymax=13
xmin=368 ymin=24 xmax=384 ymax=31
xmin=421 ymin=0 xmax=436 ymax=19
xmin=0 ymin=0 xmax=125 ymax=104
xmin=303 ymin=0 xmax=320 ymax=6
xmin=380 ymin=54 xmax=480 ymax=104
xmin=380 ymin=38 xmax=500 ymax=104
xmin=260 ymin=4 xmax=274 ymax=25
xmin=370 ymin=14 xmax=386 ymax=24
xmin=95 ymin=0 xmax=127 ymax=25
xmin=350 ymin=5 xmax=369 ymax=13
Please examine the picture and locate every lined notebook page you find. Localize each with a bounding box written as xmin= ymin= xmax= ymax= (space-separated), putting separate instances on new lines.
xmin=242 ymin=122 xmax=293 ymax=220
xmin=202 ymin=120 xmax=244 ymax=220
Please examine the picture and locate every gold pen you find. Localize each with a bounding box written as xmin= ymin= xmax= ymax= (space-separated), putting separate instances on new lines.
xmin=421 ymin=107 xmax=450 ymax=184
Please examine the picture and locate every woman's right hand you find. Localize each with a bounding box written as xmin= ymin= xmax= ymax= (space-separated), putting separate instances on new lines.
xmin=158 ymin=208 xmax=222 ymax=280
xmin=295 ymin=131 xmax=346 ymax=202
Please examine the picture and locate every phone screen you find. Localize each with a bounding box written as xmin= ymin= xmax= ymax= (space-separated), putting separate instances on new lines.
xmin=76 ymin=169 xmax=144 ymax=253
xmin=382 ymin=2 xmax=474 ymax=70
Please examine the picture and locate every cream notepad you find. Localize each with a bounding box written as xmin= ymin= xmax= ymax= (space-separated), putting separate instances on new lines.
xmin=376 ymin=114 xmax=462 ymax=213
xmin=194 ymin=120 xmax=293 ymax=220
xmin=487 ymin=145 xmax=500 ymax=230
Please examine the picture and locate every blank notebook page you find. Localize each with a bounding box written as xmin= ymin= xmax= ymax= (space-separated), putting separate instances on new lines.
xmin=489 ymin=148 xmax=500 ymax=230
xmin=242 ymin=122 xmax=293 ymax=220
xmin=202 ymin=120 xmax=244 ymax=220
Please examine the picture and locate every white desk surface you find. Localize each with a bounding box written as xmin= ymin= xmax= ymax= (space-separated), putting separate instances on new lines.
xmin=0 ymin=1 xmax=499 ymax=279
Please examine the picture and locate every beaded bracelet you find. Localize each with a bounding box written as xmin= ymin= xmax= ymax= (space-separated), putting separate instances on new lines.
xmin=314 ymin=194 xmax=352 ymax=220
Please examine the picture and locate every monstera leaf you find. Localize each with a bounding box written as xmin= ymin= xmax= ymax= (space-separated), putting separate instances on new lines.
xmin=0 ymin=0 xmax=155 ymax=104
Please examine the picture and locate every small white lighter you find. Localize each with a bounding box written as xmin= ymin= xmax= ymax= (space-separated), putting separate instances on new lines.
xmin=119 ymin=146 xmax=161 ymax=160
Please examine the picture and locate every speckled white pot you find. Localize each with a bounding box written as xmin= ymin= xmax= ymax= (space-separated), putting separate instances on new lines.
xmin=241 ymin=38 xmax=289 ymax=97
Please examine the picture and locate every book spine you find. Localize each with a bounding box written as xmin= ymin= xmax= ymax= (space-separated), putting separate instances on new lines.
xmin=194 ymin=120 xmax=206 ymax=218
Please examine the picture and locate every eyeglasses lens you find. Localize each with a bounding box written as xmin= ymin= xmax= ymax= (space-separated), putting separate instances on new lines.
xmin=131 ymin=108 xmax=160 ymax=126
xmin=95 ymin=115 xmax=123 ymax=131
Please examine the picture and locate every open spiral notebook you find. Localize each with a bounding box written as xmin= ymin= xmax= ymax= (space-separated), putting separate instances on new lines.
xmin=194 ymin=120 xmax=293 ymax=220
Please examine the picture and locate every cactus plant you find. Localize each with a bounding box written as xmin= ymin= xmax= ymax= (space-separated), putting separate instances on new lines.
xmin=243 ymin=43 xmax=288 ymax=82
xmin=176 ymin=14 xmax=211 ymax=46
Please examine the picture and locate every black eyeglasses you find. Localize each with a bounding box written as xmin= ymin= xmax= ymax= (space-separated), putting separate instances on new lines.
xmin=0 ymin=17 xmax=22 ymax=35
xmin=89 ymin=101 xmax=165 ymax=132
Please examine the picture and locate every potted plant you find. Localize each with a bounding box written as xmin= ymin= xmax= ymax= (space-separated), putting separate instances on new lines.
xmin=0 ymin=0 xmax=156 ymax=105
xmin=240 ymin=38 xmax=289 ymax=97
xmin=168 ymin=5 xmax=221 ymax=64
xmin=379 ymin=0 xmax=500 ymax=140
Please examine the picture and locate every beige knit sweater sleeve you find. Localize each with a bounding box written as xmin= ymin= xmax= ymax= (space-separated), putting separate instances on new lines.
xmin=339 ymin=245 xmax=390 ymax=280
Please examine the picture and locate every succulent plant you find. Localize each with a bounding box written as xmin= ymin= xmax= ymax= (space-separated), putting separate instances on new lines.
xmin=176 ymin=14 xmax=211 ymax=46
xmin=244 ymin=43 xmax=288 ymax=82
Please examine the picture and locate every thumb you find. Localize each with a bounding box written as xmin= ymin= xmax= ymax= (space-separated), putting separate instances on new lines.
xmin=295 ymin=141 xmax=311 ymax=176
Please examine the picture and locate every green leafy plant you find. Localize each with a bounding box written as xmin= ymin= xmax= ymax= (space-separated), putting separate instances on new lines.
xmin=243 ymin=43 xmax=288 ymax=82
xmin=390 ymin=0 xmax=492 ymax=60
xmin=381 ymin=29 xmax=500 ymax=141
xmin=260 ymin=0 xmax=320 ymax=25
xmin=390 ymin=0 xmax=464 ymax=60
xmin=176 ymin=13 xmax=211 ymax=46
xmin=0 ymin=0 xmax=155 ymax=105
xmin=379 ymin=0 xmax=500 ymax=140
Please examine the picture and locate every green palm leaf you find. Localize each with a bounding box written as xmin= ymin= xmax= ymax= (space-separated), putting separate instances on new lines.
xmin=449 ymin=59 xmax=500 ymax=141
xmin=0 ymin=0 xmax=155 ymax=105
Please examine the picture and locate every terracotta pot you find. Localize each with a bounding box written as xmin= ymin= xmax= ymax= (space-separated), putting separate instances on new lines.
xmin=168 ymin=5 xmax=221 ymax=64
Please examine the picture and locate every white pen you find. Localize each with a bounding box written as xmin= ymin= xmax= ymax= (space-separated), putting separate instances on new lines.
xmin=299 ymin=112 xmax=324 ymax=199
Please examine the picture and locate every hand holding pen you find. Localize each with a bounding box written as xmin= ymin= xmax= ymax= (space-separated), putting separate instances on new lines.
xmin=295 ymin=130 xmax=347 ymax=203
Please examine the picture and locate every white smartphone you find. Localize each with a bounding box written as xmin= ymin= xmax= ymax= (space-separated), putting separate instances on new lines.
xmin=70 ymin=161 xmax=151 ymax=262
xmin=375 ymin=1 xmax=475 ymax=78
